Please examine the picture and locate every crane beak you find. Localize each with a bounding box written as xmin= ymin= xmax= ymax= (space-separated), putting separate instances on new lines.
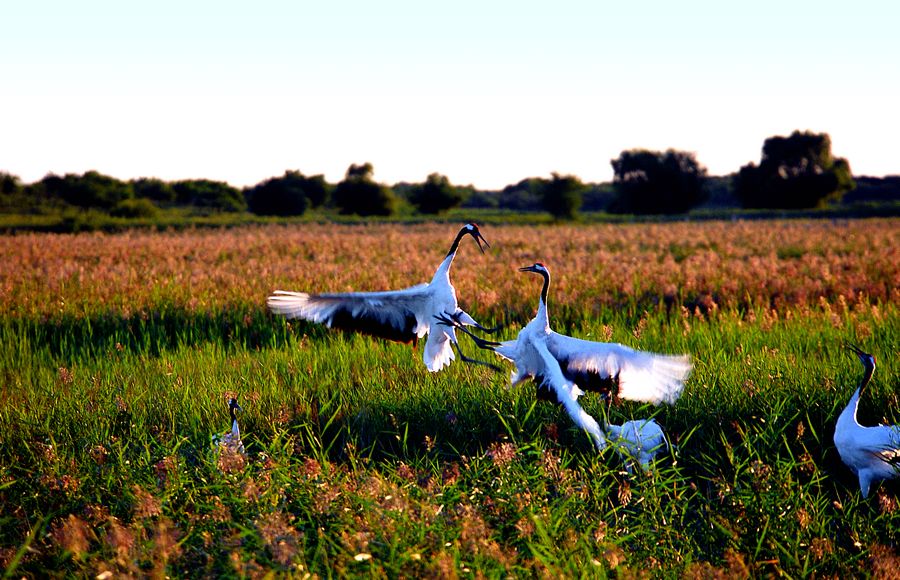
xmin=519 ymin=265 xmax=537 ymax=273
xmin=471 ymin=230 xmax=490 ymax=254
xmin=845 ymin=343 xmax=867 ymax=358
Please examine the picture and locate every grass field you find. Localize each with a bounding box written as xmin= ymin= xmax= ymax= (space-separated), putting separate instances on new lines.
xmin=1 ymin=219 xmax=898 ymax=577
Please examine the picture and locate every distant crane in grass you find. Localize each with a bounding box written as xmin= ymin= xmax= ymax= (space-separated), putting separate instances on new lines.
xmin=833 ymin=345 xmax=900 ymax=498
xmin=267 ymin=223 xmax=499 ymax=372
xmin=213 ymin=397 xmax=245 ymax=456
xmin=438 ymin=262 xmax=688 ymax=466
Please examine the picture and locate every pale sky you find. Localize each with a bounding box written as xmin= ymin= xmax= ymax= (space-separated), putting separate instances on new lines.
xmin=1 ymin=1 xmax=898 ymax=189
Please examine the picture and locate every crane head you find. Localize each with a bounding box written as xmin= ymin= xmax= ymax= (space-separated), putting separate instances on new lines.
xmin=846 ymin=344 xmax=876 ymax=369
xmin=228 ymin=398 xmax=243 ymax=413
xmin=464 ymin=223 xmax=490 ymax=253
xmin=519 ymin=263 xmax=549 ymax=276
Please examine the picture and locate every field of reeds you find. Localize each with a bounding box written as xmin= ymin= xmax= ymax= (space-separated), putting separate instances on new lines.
xmin=1 ymin=219 xmax=898 ymax=577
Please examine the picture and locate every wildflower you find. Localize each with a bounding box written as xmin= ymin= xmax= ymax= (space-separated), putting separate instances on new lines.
xmin=217 ymin=446 xmax=246 ymax=474
xmin=877 ymin=490 xmax=897 ymax=514
xmin=869 ymin=544 xmax=900 ymax=578
xmin=809 ymin=538 xmax=833 ymax=562
xmin=514 ymin=517 xmax=535 ymax=537
xmin=152 ymin=516 xmax=182 ymax=563
xmin=256 ymin=512 xmax=301 ymax=567
xmin=58 ymin=367 xmax=74 ymax=386
xmin=485 ymin=441 xmax=517 ymax=467
xmin=154 ymin=455 xmax=178 ymax=487
xmin=441 ymin=462 xmax=461 ymax=486
xmin=89 ymin=444 xmax=108 ymax=465
xmin=132 ymin=485 xmax=162 ymax=519
xmin=300 ymin=457 xmax=321 ymax=478
xmin=617 ymin=481 xmax=632 ymax=506
xmin=396 ymin=462 xmax=415 ymax=482
xmin=51 ymin=514 xmax=92 ymax=558
xmin=602 ymin=545 xmax=625 ymax=569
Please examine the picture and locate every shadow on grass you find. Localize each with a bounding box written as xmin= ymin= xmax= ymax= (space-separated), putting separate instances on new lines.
xmin=1 ymin=307 xmax=332 ymax=362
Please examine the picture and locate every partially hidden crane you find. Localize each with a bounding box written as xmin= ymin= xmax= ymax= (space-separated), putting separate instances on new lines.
xmin=267 ymin=223 xmax=498 ymax=372
xmin=213 ymin=397 xmax=245 ymax=456
xmin=833 ymin=345 xmax=900 ymax=498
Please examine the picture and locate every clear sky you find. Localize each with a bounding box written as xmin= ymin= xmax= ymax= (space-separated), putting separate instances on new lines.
xmin=2 ymin=1 xmax=898 ymax=189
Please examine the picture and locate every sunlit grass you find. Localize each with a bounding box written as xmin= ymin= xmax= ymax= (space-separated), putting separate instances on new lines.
xmin=0 ymin=220 xmax=898 ymax=576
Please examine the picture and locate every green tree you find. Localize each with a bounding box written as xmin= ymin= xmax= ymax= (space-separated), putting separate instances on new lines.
xmin=0 ymin=172 xmax=21 ymax=196
xmin=735 ymin=130 xmax=855 ymax=209
xmin=610 ymin=149 xmax=708 ymax=214
xmin=172 ymin=179 xmax=246 ymax=212
xmin=332 ymin=163 xmax=397 ymax=216
xmin=42 ymin=171 xmax=134 ymax=209
xmin=246 ymin=171 xmax=312 ymax=216
xmin=132 ymin=178 xmax=176 ymax=204
xmin=498 ymin=177 xmax=548 ymax=211
xmin=540 ymin=172 xmax=585 ymax=220
xmin=409 ymin=173 xmax=465 ymax=214
xmin=244 ymin=170 xmax=329 ymax=215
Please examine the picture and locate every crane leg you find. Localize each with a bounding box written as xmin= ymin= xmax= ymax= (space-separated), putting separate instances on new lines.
xmin=433 ymin=314 xmax=500 ymax=349
xmin=469 ymin=320 xmax=503 ymax=334
xmin=450 ymin=341 xmax=503 ymax=372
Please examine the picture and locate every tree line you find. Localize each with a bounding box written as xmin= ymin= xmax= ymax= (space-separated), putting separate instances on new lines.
xmin=1 ymin=130 xmax=892 ymax=220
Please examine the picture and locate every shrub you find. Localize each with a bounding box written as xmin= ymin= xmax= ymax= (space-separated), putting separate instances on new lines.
xmin=110 ymin=198 xmax=160 ymax=219
xmin=736 ymin=130 xmax=855 ymax=209
xmin=332 ymin=163 xmax=397 ymax=216
xmin=409 ymin=173 xmax=465 ymax=214
xmin=609 ymin=149 xmax=707 ymax=214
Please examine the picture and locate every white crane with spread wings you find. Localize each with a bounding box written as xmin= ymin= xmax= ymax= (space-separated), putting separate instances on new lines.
xmin=268 ymin=223 xmax=497 ymax=372
xmin=439 ymin=262 xmax=689 ymax=467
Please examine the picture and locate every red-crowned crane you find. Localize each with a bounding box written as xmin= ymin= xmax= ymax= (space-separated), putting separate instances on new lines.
xmin=267 ymin=223 xmax=498 ymax=372
xmin=437 ymin=262 xmax=688 ymax=467
xmin=213 ymin=397 xmax=245 ymax=455
xmin=833 ymin=345 xmax=900 ymax=498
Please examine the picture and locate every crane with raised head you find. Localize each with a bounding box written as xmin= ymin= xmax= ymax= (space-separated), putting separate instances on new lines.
xmin=213 ymin=397 xmax=245 ymax=455
xmin=833 ymin=345 xmax=900 ymax=498
xmin=268 ymin=223 xmax=498 ymax=372
xmin=438 ymin=262 xmax=686 ymax=467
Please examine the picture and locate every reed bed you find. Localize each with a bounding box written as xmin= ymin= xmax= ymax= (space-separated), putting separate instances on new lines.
xmin=0 ymin=219 xmax=898 ymax=577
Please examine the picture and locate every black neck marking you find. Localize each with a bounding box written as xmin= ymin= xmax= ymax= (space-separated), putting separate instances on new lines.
xmin=537 ymin=268 xmax=550 ymax=307
xmin=446 ymin=226 xmax=471 ymax=259
xmin=857 ymin=359 xmax=875 ymax=396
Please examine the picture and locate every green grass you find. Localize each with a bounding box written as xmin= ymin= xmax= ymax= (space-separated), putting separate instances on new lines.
xmin=1 ymin=298 xmax=898 ymax=577
xmin=3 ymin=200 xmax=900 ymax=234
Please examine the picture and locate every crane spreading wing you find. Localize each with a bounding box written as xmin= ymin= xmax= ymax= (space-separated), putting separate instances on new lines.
xmin=267 ymin=284 xmax=431 ymax=344
xmin=546 ymin=333 xmax=692 ymax=406
xmin=532 ymin=339 xmax=607 ymax=450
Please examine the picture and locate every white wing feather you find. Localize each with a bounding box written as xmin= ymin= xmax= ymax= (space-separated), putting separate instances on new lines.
xmin=532 ymin=339 xmax=607 ymax=450
xmin=267 ymin=284 xmax=431 ymax=337
xmin=423 ymin=324 xmax=455 ymax=372
xmin=547 ymin=333 xmax=692 ymax=405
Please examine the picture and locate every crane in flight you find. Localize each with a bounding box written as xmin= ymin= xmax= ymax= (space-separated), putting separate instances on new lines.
xmin=267 ymin=223 xmax=498 ymax=372
xmin=437 ymin=262 xmax=688 ymax=467
xmin=833 ymin=345 xmax=900 ymax=498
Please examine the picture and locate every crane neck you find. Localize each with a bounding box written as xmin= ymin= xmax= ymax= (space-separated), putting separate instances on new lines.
xmin=535 ymin=270 xmax=551 ymax=329
xmin=857 ymin=361 xmax=875 ymax=396
xmin=839 ymin=361 xmax=874 ymax=426
xmin=433 ymin=228 xmax=468 ymax=281
xmin=445 ymin=227 xmax=468 ymax=260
